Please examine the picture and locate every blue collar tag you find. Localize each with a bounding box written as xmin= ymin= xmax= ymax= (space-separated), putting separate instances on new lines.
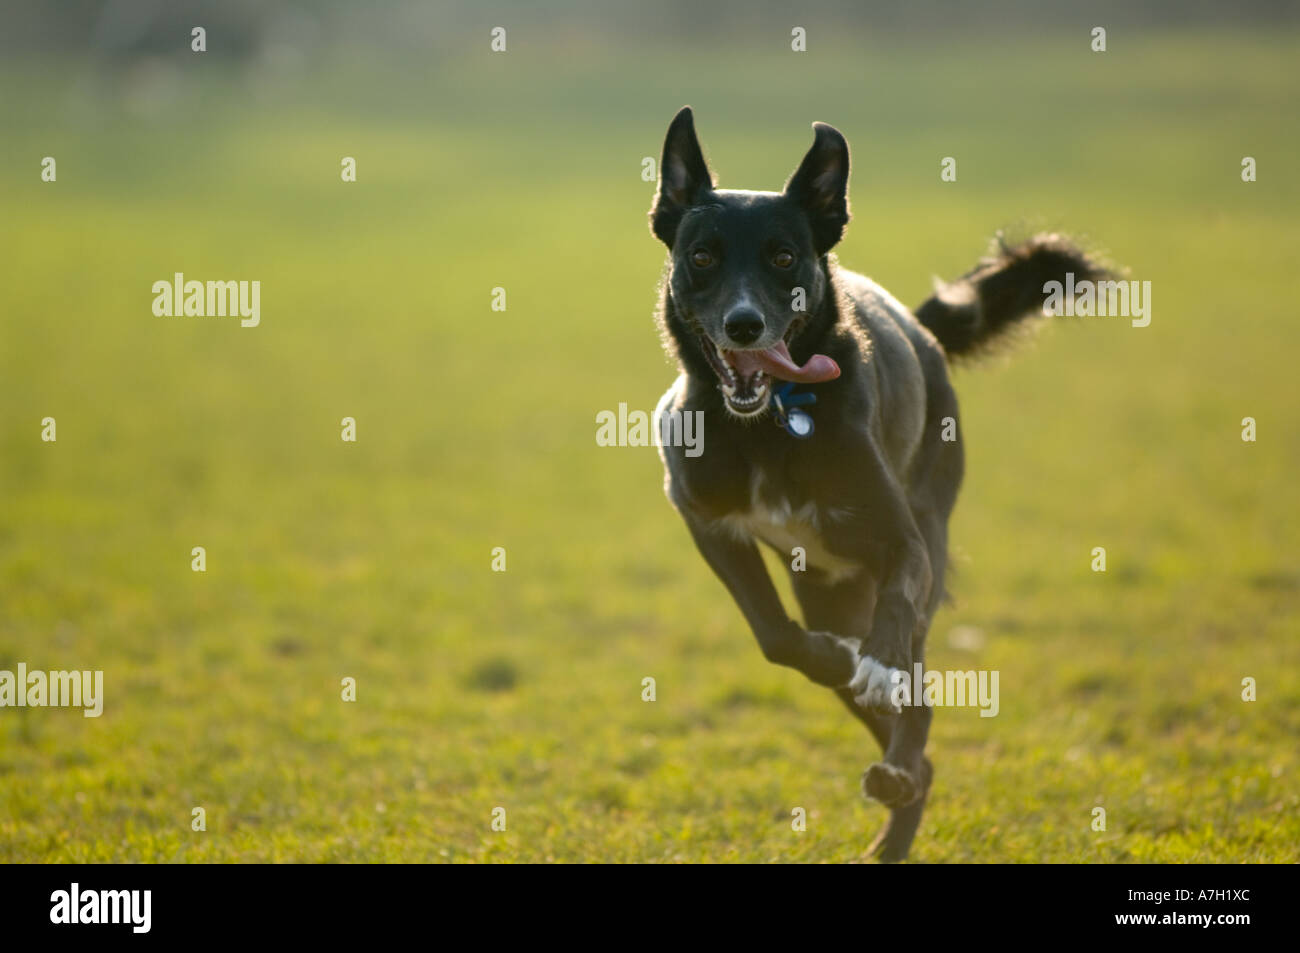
xmin=770 ymin=381 xmax=817 ymax=439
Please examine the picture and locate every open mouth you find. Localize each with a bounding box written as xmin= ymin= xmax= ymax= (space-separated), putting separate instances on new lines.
xmin=703 ymin=339 xmax=770 ymax=415
xmin=700 ymin=335 xmax=842 ymax=417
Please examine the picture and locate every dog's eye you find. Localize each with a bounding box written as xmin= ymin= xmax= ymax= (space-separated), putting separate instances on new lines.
xmin=691 ymin=249 xmax=714 ymax=268
xmin=772 ymin=250 xmax=795 ymax=269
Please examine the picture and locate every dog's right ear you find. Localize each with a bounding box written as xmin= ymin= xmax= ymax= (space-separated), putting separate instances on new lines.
xmin=650 ymin=106 xmax=713 ymax=247
xmin=784 ymin=122 xmax=850 ymax=255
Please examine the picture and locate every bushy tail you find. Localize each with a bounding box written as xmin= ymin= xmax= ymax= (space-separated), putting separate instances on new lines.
xmin=914 ymin=233 xmax=1111 ymax=358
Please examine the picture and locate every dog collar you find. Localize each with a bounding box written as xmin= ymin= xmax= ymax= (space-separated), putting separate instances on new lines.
xmin=770 ymin=381 xmax=817 ymax=438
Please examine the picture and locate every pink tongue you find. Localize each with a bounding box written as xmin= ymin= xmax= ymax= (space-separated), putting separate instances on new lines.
xmin=725 ymin=342 xmax=840 ymax=383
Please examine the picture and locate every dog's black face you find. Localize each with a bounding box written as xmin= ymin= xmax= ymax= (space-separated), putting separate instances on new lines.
xmin=651 ymin=107 xmax=850 ymax=416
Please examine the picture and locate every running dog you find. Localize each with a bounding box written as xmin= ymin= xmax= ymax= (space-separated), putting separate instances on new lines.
xmin=650 ymin=106 xmax=1105 ymax=861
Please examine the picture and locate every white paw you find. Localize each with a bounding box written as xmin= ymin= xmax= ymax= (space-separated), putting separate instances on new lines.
xmin=848 ymin=654 xmax=910 ymax=714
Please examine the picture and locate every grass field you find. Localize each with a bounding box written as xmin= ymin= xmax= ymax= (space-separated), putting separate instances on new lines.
xmin=1 ymin=28 xmax=1298 ymax=862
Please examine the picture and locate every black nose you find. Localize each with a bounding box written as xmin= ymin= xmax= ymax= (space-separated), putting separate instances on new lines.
xmin=723 ymin=307 xmax=764 ymax=346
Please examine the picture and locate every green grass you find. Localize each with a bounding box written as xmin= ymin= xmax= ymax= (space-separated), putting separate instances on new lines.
xmin=1 ymin=30 xmax=1298 ymax=862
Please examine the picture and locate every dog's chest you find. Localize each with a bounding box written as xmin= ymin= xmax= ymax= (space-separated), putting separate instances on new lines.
xmin=718 ymin=471 xmax=860 ymax=583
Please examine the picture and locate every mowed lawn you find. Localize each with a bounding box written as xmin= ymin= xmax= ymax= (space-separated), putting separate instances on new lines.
xmin=1 ymin=31 xmax=1297 ymax=862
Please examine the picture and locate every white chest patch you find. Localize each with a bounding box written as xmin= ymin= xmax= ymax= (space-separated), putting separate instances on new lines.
xmin=718 ymin=474 xmax=861 ymax=584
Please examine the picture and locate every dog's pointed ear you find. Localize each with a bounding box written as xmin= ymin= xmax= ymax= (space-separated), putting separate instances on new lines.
xmin=784 ymin=122 xmax=850 ymax=255
xmin=650 ymin=106 xmax=714 ymax=247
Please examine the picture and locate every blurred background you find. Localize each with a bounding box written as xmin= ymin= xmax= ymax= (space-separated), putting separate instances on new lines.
xmin=1 ymin=1 xmax=1297 ymax=861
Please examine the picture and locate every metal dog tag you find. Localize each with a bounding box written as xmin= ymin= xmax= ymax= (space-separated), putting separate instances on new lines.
xmin=784 ymin=408 xmax=814 ymax=438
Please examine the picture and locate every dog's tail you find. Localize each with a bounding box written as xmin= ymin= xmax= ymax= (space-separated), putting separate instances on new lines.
xmin=914 ymin=233 xmax=1111 ymax=359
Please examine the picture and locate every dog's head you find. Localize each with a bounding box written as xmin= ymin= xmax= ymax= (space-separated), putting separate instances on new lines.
xmin=650 ymin=106 xmax=845 ymax=417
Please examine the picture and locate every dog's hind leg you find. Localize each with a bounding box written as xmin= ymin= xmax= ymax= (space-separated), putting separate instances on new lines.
xmin=861 ymin=512 xmax=943 ymax=815
xmin=831 ymin=684 xmax=932 ymax=862
xmin=865 ymin=745 xmax=933 ymax=861
xmin=851 ymin=502 xmax=952 ymax=856
xmin=793 ymin=571 xmax=929 ymax=861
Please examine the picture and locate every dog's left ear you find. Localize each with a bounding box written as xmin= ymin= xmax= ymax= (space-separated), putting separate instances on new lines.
xmin=650 ymin=106 xmax=714 ymax=247
xmin=784 ymin=122 xmax=850 ymax=255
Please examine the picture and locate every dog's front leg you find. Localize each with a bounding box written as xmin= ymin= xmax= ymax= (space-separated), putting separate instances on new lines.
xmin=843 ymin=493 xmax=934 ymax=717
xmin=848 ymin=534 xmax=932 ymax=712
xmin=684 ymin=518 xmax=857 ymax=688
